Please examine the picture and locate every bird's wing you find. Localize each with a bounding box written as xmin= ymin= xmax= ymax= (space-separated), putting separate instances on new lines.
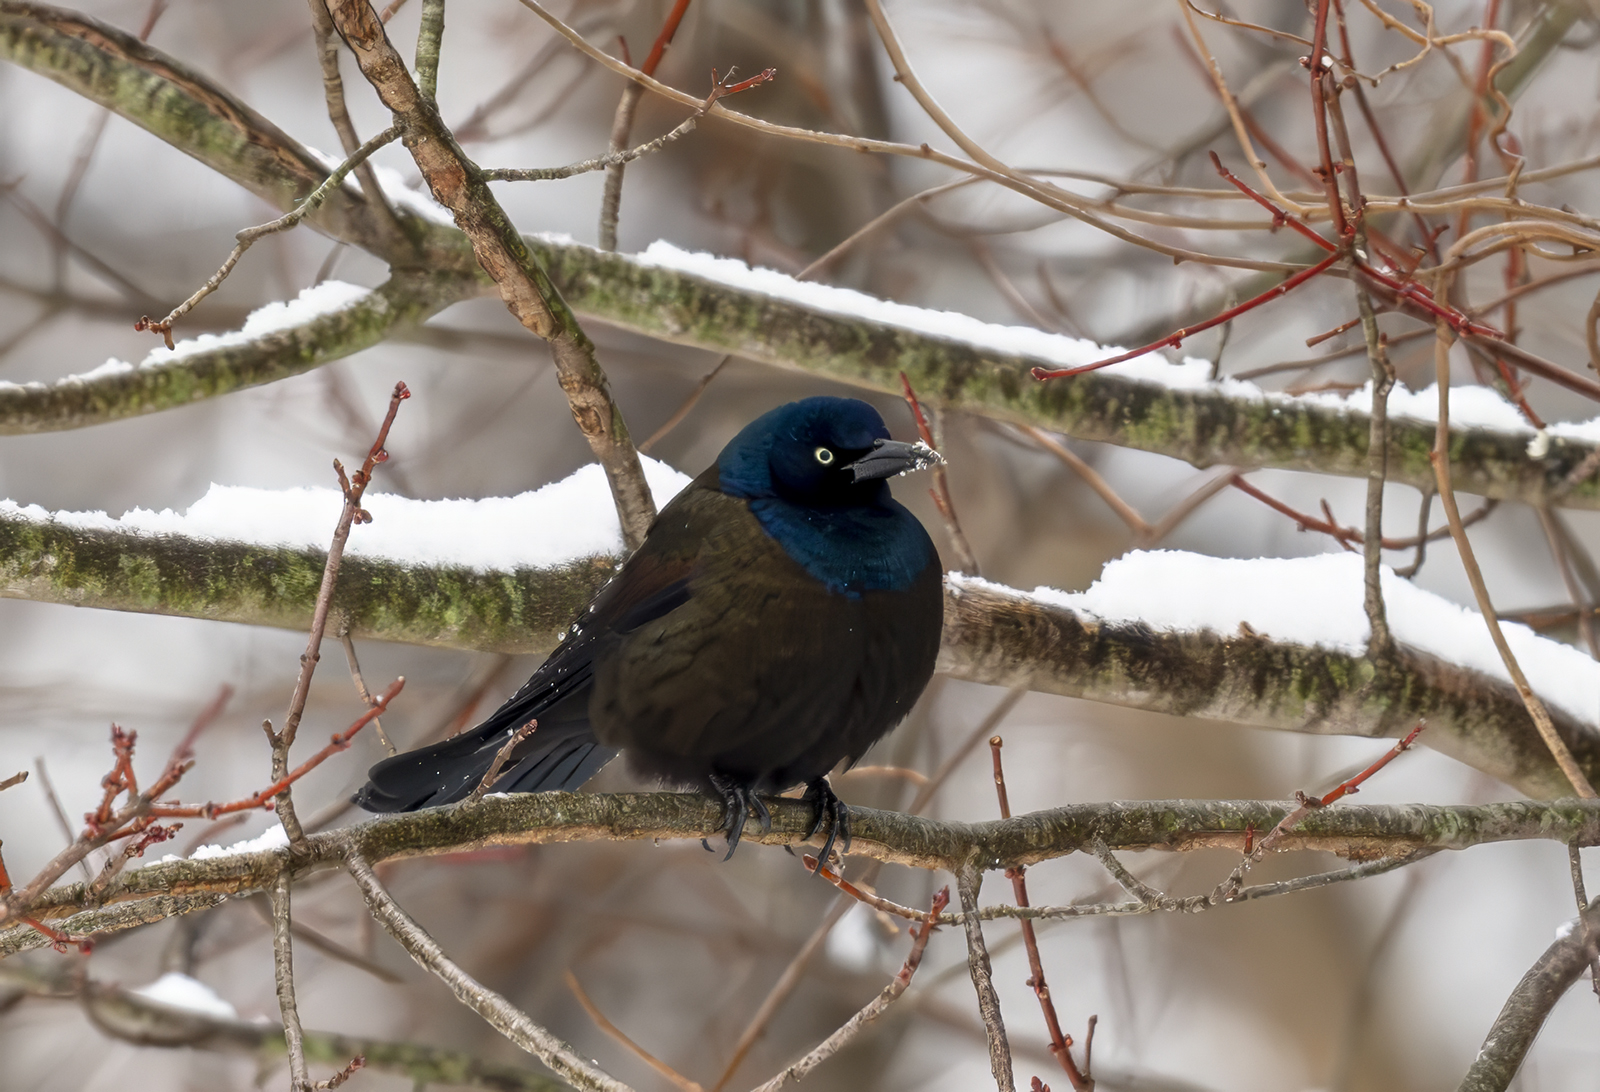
xmin=589 ymin=488 xmax=873 ymax=776
xmin=353 ymin=473 xmax=720 ymax=811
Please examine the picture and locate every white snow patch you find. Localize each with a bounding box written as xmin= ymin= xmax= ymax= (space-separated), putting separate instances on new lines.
xmin=630 ymin=239 xmax=1600 ymax=443
xmin=62 ymin=358 xmax=136 ymax=384
xmin=130 ymin=973 xmax=238 ymax=1020
xmin=143 ymin=281 xmax=374 ymax=364
xmin=950 ymin=550 xmax=1600 ymax=727
xmin=190 ymin=822 xmax=290 ymax=860
xmin=0 ymin=457 xmax=693 ymax=572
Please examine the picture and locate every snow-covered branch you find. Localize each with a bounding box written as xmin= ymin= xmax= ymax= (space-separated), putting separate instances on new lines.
xmin=0 ymin=274 xmax=478 ymax=434
xmin=3 ymin=477 xmax=1597 ymax=796
xmin=5 ymin=4 xmax=1598 ymax=511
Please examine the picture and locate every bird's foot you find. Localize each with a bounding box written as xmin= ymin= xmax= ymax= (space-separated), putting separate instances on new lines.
xmin=708 ymin=774 xmax=771 ymax=861
xmin=801 ymin=777 xmax=851 ymax=873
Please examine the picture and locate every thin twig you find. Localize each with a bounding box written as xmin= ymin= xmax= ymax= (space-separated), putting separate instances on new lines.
xmin=901 ymin=372 xmax=979 ymax=574
xmin=345 ymin=852 xmax=635 ymax=1092
xmin=957 ymin=863 xmax=1015 ymax=1092
xmin=1019 ymin=426 xmax=1150 ymax=538
xmin=270 ymin=871 xmax=312 ymax=1091
xmin=1356 ymin=288 xmax=1395 ymax=655
xmin=271 ymin=381 xmax=410 ymax=847
xmin=466 ymin=722 xmax=538 ymax=804
xmin=484 ymin=107 xmax=711 ymax=182
xmin=991 ymin=739 xmax=1092 ymax=1090
xmin=31 ymin=760 xmax=92 ymax=882
xmin=1213 ymin=721 xmax=1426 ymax=902
xmin=565 ymin=971 xmax=703 ymax=1092
xmin=598 ymin=0 xmax=692 ymax=250
xmin=747 ymin=886 xmax=952 ymax=1092
xmin=1430 ymin=324 xmax=1597 ymax=799
xmin=637 ymin=355 xmax=730 ymax=454
xmin=339 ymin=629 xmax=395 ymax=755
xmin=135 ymin=125 xmax=399 ymax=347
xmin=307 ymin=0 xmax=402 ymax=245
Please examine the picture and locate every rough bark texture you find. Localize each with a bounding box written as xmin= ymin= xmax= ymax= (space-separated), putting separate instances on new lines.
xmin=322 ymin=0 xmax=654 ymax=550
xmin=0 ymin=272 xmax=478 ymax=433
xmin=10 ymin=795 xmax=1600 ymax=953
xmin=0 ymin=512 xmax=617 ymax=652
xmin=4 ymin=511 xmax=1594 ymax=798
xmin=2 ymin=3 xmax=1595 ymax=510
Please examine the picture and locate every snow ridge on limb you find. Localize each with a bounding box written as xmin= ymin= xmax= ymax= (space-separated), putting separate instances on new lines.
xmin=1 ymin=481 xmax=1595 ymax=797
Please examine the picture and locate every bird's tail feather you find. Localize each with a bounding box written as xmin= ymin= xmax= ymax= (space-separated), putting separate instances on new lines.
xmin=353 ymin=721 xmax=616 ymax=813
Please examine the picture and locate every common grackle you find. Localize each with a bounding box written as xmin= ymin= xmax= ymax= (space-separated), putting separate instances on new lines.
xmin=354 ymin=397 xmax=944 ymax=862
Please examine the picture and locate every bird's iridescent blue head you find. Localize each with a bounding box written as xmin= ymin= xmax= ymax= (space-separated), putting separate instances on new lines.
xmin=717 ymin=396 xmax=940 ymax=506
xmin=716 ymin=397 xmax=941 ymax=594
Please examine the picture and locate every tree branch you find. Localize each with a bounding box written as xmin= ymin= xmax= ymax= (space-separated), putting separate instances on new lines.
xmin=345 ymin=851 xmax=634 ymax=1092
xmin=0 ymin=271 xmax=479 ymax=434
xmin=10 ymin=794 xmax=1600 ymax=954
xmin=4 ymin=10 xmax=1599 ymax=511
xmin=3 ymin=512 xmax=1598 ymax=797
xmin=1456 ymin=897 xmax=1600 ymax=1092
xmin=321 ymin=0 xmax=654 ymax=551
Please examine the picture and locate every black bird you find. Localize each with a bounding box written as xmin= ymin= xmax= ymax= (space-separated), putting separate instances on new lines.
xmin=354 ymin=396 xmax=944 ymax=861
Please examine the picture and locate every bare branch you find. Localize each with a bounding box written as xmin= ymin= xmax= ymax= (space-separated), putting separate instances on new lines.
xmin=957 ymin=863 xmax=1014 ymax=1092
xmin=345 ymin=852 xmax=635 ymax=1092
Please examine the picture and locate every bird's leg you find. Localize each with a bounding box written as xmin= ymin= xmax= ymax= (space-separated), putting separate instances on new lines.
xmin=801 ymin=777 xmax=851 ymax=873
xmin=708 ymin=773 xmax=768 ymax=860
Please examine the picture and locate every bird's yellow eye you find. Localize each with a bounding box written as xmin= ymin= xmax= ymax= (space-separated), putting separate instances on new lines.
xmin=814 ymin=447 xmax=835 ymax=465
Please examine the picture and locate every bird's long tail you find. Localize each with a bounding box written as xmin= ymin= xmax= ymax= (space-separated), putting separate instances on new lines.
xmin=353 ymin=719 xmax=617 ymax=812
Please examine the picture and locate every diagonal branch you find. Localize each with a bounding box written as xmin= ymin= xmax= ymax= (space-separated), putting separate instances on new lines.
xmin=321 ymin=0 xmax=654 ymax=551
xmin=345 ymin=851 xmax=635 ymax=1092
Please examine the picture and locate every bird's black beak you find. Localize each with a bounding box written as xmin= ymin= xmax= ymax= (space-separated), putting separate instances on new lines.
xmin=847 ymin=438 xmax=946 ymax=483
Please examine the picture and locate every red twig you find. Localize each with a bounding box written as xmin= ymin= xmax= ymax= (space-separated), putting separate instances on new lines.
xmin=1318 ymin=719 xmax=1427 ymax=806
xmin=1032 ymin=250 xmax=1341 ymax=380
xmin=710 ymin=67 xmax=778 ymax=99
xmin=154 ymin=677 xmax=404 ymax=820
xmin=19 ymin=915 xmax=92 ymax=953
xmin=991 ymin=737 xmax=1094 ymax=1091
xmin=1210 ymin=151 xmax=1337 ymax=252
xmin=638 ymin=0 xmax=691 ymax=77
xmin=1306 ymin=0 xmax=1349 ymax=238
xmin=1227 ymin=472 xmax=1495 ymax=551
xmin=316 ymin=1054 xmax=367 ymax=1090
xmin=1213 ymin=721 xmax=1426 ymax=901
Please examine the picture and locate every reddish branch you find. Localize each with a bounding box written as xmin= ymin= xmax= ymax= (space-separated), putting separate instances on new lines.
xmin=0 ymin=677 xmax=399 ymax=949
xmin=1214 ymin=720 xmax=1426 ymax=901
xmin=271 ymin=380 xmax=410 ymax=847
xmin=155 ymin=678 xmax=404 ymax=821
xmin=1033 ymin=113 xmax=1513 ymax=383
xmin=1227 ymin=472 xmax=1496 ymax=552
xmin=991 ymin=737 xmax=1094 ymax=1091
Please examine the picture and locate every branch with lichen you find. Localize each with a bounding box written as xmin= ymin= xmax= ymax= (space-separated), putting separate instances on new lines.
xmin=4 ymin=3 xmax=1598 ymax=511
xmin=0 ymin=271 xmax=481 ymax=434
xmin=1 ymin=513 xmax=1596 ymax=797
xmin=8 ymin=792 xmax=1598 ymax=957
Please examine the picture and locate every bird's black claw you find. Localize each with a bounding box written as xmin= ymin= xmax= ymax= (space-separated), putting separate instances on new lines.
xmin=709 ymin=774 xmax=766 ymax=861
xmin=802 ymin=778 xmax=851 ymax=873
